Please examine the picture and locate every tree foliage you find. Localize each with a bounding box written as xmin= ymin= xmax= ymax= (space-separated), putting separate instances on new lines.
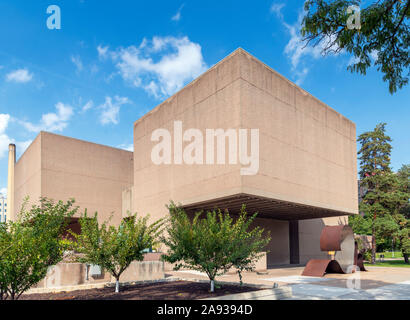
xmin=352 ymin=123 xmax=409 ymax=264
xmin=302 ymin=0 xmax=410 ymax=93
xmin=395 ymin=164 xmax=410 ymax=262
xmin=71 ymin=211 xmax=163 ymax=292
xmin=161 ymin=202 xmax=271 ymax=292
xmin=398 ymin=164 xmax=410 ymax=219
xmin=0 ymin=198 xmax=77 ymax=300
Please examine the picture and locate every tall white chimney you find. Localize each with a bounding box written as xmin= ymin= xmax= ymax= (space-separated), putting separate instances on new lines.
xmin=7 ymin=144 xmax=15 ymax=221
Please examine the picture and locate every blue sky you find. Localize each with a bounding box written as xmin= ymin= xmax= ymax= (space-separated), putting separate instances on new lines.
xmin=0 ymin=0 xmax=409 ymax=195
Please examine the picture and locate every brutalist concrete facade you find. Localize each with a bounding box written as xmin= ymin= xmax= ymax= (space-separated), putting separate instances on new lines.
xmin=130 ymin=49 xmax=357 ymax=265
xmin=9 ymin=48 xmax=358 ymax=266
xmin=12 ymin=131 xmax=134 ymax=225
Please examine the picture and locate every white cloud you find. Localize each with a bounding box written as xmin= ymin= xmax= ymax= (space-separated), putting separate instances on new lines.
xmin=6 ymin=69 xmax=33 ymax=83
xmin=15 ymin=139 xmax=32 ymax=158
xmin=0 ymin=114 xmax=10 ymax=133
xmin=0 ymin=114 xmax=12 ymax=158
xmin=0 ymin=187 xmax=6 ymax=197
xmin=370 ymin=50 xmax=378 ymax=61
xmin=0 ymin=133 xmax=11 ymax=159
xmin=117 ymin=143 xmax=134 ymax=152
xmin=171 ymin=4 xmax=185 ymax=21
xmin=107 ymin=36 xmax=207 ymax=99
xmin=71 ymin=55 xmax=84 ymax=72
xmin=270 ymin=2 xmax=285 ymax=19
xmin=348 ymin=50 xmax=378 ymax=67
xmin=81 ymin=100 xmax=94 ymax=113
xmin=348 ymin=55 xmax=360 ymax=66
xmin=0 ymin=114 xmax=32 ymax=159
xmin=21 ymin=103 xmax=74 ymax=133
xmin=90 ymin=64 xmax=99 ymax=74
xmin=98 ymin=96 xmax=131 ymax=125
xmin=97 ymin=45 xmax=109 ymax=60
xmin=294 ymin=68 xmax=309 ymax=86
xmin=280 ymin=8 xmax=340 ymax=85
xmin=283 ymin=11 xmax=325 ymax=70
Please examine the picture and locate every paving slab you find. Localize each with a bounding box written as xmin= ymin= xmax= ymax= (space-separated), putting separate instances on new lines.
xmin=167 ymin=266 xmax=410 ymax=300
xmin=262 ymin=275 xmax=332 ymax=284
xmin=288 ymin=283 xmax=358 ymax=299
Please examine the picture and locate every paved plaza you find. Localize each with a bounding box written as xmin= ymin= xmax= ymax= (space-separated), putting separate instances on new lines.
xmin=167 ymin=266 xmax=410 ymax=300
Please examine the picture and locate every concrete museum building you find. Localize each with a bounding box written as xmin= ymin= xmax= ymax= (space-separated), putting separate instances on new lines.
xmin=7 ymin=49 xmax=358 ymax=272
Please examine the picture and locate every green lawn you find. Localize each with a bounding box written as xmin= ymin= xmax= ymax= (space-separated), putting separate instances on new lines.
xmin=364 ymin=260 xmax=409 ymax=268
xmin=376 ymin=251 xmax=403 ymax=259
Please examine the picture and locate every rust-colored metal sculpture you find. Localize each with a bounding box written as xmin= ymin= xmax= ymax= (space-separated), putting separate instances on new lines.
xmin=302 ymin=225 xmax=366 ymax=277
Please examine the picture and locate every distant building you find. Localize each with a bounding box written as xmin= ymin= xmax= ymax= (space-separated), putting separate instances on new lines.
xmin=0 ymin=196 xmax=7 ymax=223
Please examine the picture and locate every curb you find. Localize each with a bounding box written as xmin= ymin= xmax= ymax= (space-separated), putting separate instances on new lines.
xmin=25 ymin=277 xmax=176 ymax=295
xmin=25 ymin=276 xmax=291 ymax=300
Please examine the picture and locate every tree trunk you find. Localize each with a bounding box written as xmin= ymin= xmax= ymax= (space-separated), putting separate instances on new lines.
xmin=210 ymin=280 xmax=215 ymax=293
xmin=371 ymin=211 xmax=376 ymax=264
xmin=371 ymin=229 xmax=376 ymax=264
xmin=115 ymin=279 xmax=120 ymax=293
xmin=404 ymin=253 xmax=409 ymax=264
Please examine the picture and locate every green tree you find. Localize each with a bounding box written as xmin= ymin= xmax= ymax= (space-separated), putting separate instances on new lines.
xmin=398 ymin=164 xmax=410 ymax=219
xmin=161 ymin=202 xmax=271 ymax=292
xmin=0 ymin=198 xmax=77 ymax=300
xmin=349 ymin=211 xmax=372 ymax=235
xmin=355 ymin=123 xmax=409 ymax=264
xmin=301 ymin=0 xmax=410 ymax=94
xmin=394 ymin=164 xmax=410 ymax=263
xmin=72 ymin=211 xmax=163 ymax=293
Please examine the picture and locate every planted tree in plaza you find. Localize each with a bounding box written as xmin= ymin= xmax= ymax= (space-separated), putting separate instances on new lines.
xmin=161 ymin=202 xmax=271 ymax=292
xmin=0 ymin=198 xmax=77 ymax=300
xmin=354 ymin=123 xmax=409 ymax=264
xmin=72 ymin=211 xmax=163 ymax=293
xmin=301 ymin=0 xmax=410 ymax=94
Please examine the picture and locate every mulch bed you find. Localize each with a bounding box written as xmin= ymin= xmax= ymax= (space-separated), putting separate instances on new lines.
xmin=21 ymin=280 xmax=262 ymax=300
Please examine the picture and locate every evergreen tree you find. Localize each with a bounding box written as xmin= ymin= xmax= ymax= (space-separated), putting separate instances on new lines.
xmin=395 ymin=164 xmax=410 ymax=263
xmin=357 ymin=123 xmax=395 ymax=263
xmin=353 ymin=140 xmax=409 ymax=264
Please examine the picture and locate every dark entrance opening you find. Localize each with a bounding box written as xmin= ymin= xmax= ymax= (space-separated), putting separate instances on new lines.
xmin=62 ymin=217 xmax=81 ymax=240
xmin=289 ymin=220 xmax=299 ymax=264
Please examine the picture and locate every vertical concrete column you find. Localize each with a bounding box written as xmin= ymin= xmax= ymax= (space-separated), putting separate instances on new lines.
xmin=7 ymin=144 xmax=16 ymax=221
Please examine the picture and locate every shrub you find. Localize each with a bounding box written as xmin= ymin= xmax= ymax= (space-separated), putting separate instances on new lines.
xmin=71 ymin=211 xmax=163 ymax=293
xmin=0 ymin=198 xmax=77 ymax=300
xmin=161 ymin=202 xmax=271 ymax=292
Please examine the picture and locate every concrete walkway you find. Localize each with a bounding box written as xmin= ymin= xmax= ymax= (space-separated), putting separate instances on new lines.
xmin=287 ymin=280 xmax=410 ymax=300
xmin=167 ymin=266 xmax=410 ymax=300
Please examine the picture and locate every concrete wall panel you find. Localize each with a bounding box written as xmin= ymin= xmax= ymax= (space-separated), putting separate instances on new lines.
xmin=14 ymin=135 xmax=42 ymax=218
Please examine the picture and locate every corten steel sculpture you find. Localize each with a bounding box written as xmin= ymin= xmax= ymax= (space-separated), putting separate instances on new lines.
xmin=302 ymin=225 xmax=366 ymax=277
